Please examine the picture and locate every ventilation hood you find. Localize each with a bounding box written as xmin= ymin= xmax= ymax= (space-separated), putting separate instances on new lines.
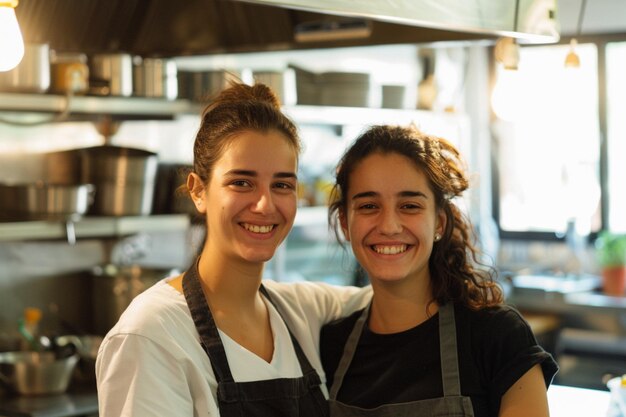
xmin=14 ymin=0 xmax=559 ymax=58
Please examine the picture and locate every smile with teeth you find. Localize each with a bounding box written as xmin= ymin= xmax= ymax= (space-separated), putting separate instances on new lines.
xmin=372 ymin=244 xmax=408 ymax=255
xmin=242 ymin=223 xmax=275 ymax=234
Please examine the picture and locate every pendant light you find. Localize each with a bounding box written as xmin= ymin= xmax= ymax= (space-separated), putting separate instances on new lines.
xmin=0 ymin=0 xmax=24 ymax=72
xmin=491 ymin=0 xmax=521 ymax=121
xmin=564 ymin=0 xmax=587 ymax=68
xmin=494 ymin=0 xmax=521 ymax=70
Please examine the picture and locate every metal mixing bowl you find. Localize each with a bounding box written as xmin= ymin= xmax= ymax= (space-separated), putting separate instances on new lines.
xmin=0 ymin=351 xmax=79 ymax=395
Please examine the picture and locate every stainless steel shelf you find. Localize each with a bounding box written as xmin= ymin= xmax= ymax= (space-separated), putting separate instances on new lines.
xmin=0 ymin=214 xmax=190 ymax=242
xmin=0 ymin=92 xmax=194 ymax=118
xmin=282 ymin=105 xmax=462 ymax=127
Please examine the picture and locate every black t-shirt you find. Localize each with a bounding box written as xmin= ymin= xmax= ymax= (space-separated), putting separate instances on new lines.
xmin=320 ymin=303 xmax=558 ymax=417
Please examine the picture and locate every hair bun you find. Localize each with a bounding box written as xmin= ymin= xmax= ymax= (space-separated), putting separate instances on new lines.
xmin=217 ymin=81 xmax=281 ymax=110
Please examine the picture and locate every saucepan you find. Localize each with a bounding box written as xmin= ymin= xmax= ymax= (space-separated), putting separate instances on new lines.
xmin=0 ymin=351 xmax=79 ymax=395
xmin=0 ymin=182 xmax=95 ymax=221
xmin=56 ymin=335 xmax=103 ymax=382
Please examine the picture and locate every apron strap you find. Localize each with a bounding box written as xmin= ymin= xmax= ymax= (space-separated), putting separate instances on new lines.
xmin=259 ymin=285 xmax=318 ymax=379
xmin=182 ymin=259 xmax=235 ymax=383
xmin=438 ymin=303 xmax=462 ymax=397
xmin=328 ymin=303 xmax=371 ymax=400
xmin=183 ymin=260 xmax=319 ymax=385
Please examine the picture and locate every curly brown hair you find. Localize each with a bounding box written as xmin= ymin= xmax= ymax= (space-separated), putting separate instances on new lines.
xmin=328 ymin=125 xmax=503 ymax=310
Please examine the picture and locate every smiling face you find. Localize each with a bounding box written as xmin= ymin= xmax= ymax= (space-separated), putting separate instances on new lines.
xmin=341 ymin=152 xmax=445 ymax=288
xmin=190 ymin=129 xmax=298 ymax=265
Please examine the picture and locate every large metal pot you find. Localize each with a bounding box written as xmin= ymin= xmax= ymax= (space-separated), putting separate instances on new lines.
xmin=91 ymin=265 xmax=176 ymax=334
xmin=0 ymin=351 xmax=79 ymax=396
xmin=89 ymin=53 xmax=133 ymax=97
xmin=133 ymin=57 xmax=178 ymax=100
xmin=0 ymin=182 xmax=94 ymax=221
xmin=0 ymin=43 xmax=50 ymax=93
xmin=81 ymin=146 xmax=158 ymax=216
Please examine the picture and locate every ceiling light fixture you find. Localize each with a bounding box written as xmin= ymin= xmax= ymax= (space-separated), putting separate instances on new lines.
xmin=494 ymin=0 xmax=521 ymax=70
xmin=565 ymin=0 xmax=587 ymax=68
xmin=0 ymin=0 xmax=24 ymax=72
xmin=491 ymin=0 xmax=522 ymax=121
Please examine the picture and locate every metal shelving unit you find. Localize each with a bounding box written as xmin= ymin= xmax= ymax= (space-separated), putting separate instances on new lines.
xmin=0 ymin=92 xmax=194 ymax=119
xmin=0 ymin=214 xmax=190 ymax=242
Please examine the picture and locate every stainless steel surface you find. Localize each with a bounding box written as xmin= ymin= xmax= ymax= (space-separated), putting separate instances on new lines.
xmin=0 ymin=92 xmax=191 ymax=116
xmin=133 ymin=57 xmax=178 ymax=100
xmin=89 ymin=53 xmax=133 ymax=97
xmin=177 ymin=70 xmax=241 ymax=102
xmin=0 ymin=183 xmax=94 ymax=221
xmin=81 ymin=146 xmax=158 ymax=216
xmin=238 ymin=0 xmax=559 ymax=42
xmin=0 ymin=43 xmax=51 ymax=93
xmin=0 ymin=214 xmax=190 ymax=242
xmin=91 ymin=182 xmax=156 ymax=216
xmin=0 ymin=351 xmax=79 ymax=396
xmin=92 ymin=265 xmax=175 ymax=335
xmin=56 ymin=335 xmax=103 ymax=382
xmin=12 ymin=1 xmax=570 ymax=59
xmin=43 ymin=149 xmax=82 ymax=185
xmin=0 ymin=388 xmax=98 ymax=417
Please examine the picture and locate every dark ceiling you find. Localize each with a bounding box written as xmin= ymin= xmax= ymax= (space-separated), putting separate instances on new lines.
xmin=15 ymin=0 xmax=491 ymax=57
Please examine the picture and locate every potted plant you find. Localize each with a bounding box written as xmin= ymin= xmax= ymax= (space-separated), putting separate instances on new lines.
xmin=595 ymin=231 xmax=626 ymax=296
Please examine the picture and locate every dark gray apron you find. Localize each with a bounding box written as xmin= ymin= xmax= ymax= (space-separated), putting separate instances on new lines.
xmin=182 ymin=261 xmax=329 ymax=417
xmin=328 ymin=302 xmax=475 ymax=417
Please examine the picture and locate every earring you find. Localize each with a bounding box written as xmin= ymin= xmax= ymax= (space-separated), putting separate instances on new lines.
xmin=434 ymin=234 xmax=441 ymax=242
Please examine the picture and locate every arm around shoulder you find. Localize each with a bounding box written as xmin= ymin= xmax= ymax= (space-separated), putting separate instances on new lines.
xmin=265 ymin=280 xmax=372 ymax=324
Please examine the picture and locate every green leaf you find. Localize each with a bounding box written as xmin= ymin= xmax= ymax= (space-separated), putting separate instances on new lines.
xmin=595 ymin=231 xmax=626 ymax=267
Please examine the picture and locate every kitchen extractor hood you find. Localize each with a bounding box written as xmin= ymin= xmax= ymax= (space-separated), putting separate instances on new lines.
xmin=239 ymin=0 xmax=560 ymax=43
xmin=14 ymin=0 xmax=559 ymax=58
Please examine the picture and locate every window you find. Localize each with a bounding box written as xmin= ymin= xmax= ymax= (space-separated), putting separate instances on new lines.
xmin=493 ymin=43 xmax=601 ymax=238
xmin=606 ymin=42 xmax=626 ymax=233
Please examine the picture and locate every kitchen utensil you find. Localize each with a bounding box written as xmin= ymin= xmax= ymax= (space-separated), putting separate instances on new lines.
xmin=91 ymin=265 xmax=176 ymax=334
xmin=0 ymin=351 xmax=79 ymax=395
xmin=0 ymin=43 xmax=50 ymax=93
xmin=0 ymin=182 xmax=94 ymax=221
xmin=133 ymin=57 xmax=178 ymax=100
xmin=89 ymin=53 xmax=133 ymax=97
xmin=81 ymin=145 xmax=158 ymax=216
xmin=177 ymin=70 xmax=240 ymax=102
xmin=56 ymin=335 xmax=102 ymax=382
xmin=382 ymin=85 xmax=405 ymax=109
xmin=43 ymin=149 xmax=83 ymax=185
xmin=252 ymin=70 xmax=285 ymax=104
xmin=50 ymin=52 xmax=89 ymax=95
xmin=152 ymin=163 xmax=196 ymax=216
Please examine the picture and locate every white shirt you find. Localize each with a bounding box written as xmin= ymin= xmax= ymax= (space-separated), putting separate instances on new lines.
xmin=96 ymin=278 xmax=371 ymax=417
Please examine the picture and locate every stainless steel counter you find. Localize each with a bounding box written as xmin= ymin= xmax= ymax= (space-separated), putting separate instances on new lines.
xmin=0 ymin=385 xmax=97 ymax=417
xmin=548 ymin=385 xmax=612 ymax=417
xmin=0 ymin=384 xmax=612 ymax=417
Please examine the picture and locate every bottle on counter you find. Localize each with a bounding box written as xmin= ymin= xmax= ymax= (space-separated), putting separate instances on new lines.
xmin=17 ymin=307 xmax=43 ymax=351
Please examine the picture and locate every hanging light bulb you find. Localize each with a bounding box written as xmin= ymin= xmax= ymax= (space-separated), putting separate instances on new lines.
xmin=491 ymin=67 xmax=522 ymax=122
xmin=565 ymin=0 xmax=586 ymax=68
xmin=492 ymin=38 xmax=521 ymax=120
xmin=494 ymin=37 xmax=520 ymax=70
xmin=0 ymin=0 xmax=24 ymax=72
xmin=564 ymin=39 xmax=581 ymax=68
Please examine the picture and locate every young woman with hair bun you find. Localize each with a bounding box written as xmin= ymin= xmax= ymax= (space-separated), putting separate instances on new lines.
xmin=96 ymin=82 xmax=369 ymax=417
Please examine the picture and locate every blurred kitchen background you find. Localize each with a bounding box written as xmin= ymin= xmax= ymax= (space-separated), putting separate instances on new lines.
xmin=1 ymin=0 xmax=626 ymax=408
